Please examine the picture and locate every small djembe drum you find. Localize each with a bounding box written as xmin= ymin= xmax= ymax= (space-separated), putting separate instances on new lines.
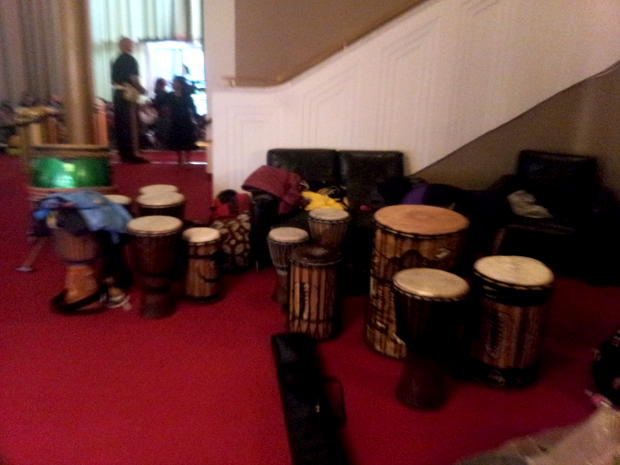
xmin=393 ymin=268 xmax=469 ymax=410
xmin=288 ymin=245 xmax=343 ymax=340
xmin=308 ymin=208 xmax=350 ymax=249
xmin=467 ymin=255 xmax=554 ymax=387
xmin=49 ymin=218 xmax=104 ymax=314
xmin=139 ymin=184 xmax=179 ymax=196
xmin=183 ymin=227 xmax=223 ymax=302
xmin=137 ymin=191 xmax=185 ymax=219
xmin=366 ymin=204 xmax=469 ymax=359
xmin=127 ymin=215 xmax=183 ymax=319
xmin=267 ymin=227 xmax=309 ymax=307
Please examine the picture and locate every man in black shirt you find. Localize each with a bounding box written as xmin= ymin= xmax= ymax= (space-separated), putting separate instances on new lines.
xmin=111 ymin=37 xmax=148 ymax=163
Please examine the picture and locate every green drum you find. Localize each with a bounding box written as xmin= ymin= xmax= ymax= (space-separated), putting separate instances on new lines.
xmin=30 ymin=144 xmax=111 ymax=189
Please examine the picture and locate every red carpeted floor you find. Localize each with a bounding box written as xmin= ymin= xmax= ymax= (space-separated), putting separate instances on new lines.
xmin=1 ymin=152 xmax=620 ymax=465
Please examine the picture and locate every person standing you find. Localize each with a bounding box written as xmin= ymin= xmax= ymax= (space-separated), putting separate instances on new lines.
xmin=111 ymin=37 xmax=148 ymax=163
xmin=167 ymin=76 xmax=198 ymax=166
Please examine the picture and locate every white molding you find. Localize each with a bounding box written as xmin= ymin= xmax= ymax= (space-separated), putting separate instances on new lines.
xmin=212 ymin=0 xmax=620 ymax=194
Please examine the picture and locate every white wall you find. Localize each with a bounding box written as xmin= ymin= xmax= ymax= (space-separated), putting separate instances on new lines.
xmin=203 ymin=0 xmax=235 ymax=116
xmin=211 ymin=0 xmax=620 ymax=194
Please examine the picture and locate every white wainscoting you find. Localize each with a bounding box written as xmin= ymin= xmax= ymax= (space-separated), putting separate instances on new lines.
xmin=211 ymin=0 xmax=620 ymax=193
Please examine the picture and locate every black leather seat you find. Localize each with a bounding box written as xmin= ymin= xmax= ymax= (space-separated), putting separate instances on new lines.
xmin=491 ymin=150 xmax=620 ymax=282
xmin=247 ymin=149 xmax=404 ymax=280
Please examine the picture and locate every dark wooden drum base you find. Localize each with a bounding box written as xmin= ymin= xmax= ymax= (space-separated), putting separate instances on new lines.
xmin=466 ymin=357 xmax=539 ymax=388
xmin=396 ymin=352 xmax=448 ymax=410
xmin=140 ymin=275 xmax=177 ymax=319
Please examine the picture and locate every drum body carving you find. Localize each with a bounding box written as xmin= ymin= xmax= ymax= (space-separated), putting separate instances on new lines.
xmin=393 ymin=268 xmax=469 ymax=409
xmin=365 ymin=205 xmax=469 ymax=359
xmin=267 ymin=227 xmax=309 ymax=307
xmin=137 ymin=191 xmax=185 ymax=219
xmin=308 ymin=208 xmax=350 ymax=249
xmin=468 ymin=255 xmax=553 ymax=387
xmin=50 ymin=224 xmax=104 ymax=313
xmin=128 ymin=215 xmax=183 ymax=318
xmin=183 ymin=227 xmax=223 ymax=301
xmin=288 ymin=245 xmax=343 ymax=340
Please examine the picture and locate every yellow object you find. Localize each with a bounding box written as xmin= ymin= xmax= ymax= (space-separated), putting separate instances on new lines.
xmin=302 ymin=191 xmax=346 ymax=211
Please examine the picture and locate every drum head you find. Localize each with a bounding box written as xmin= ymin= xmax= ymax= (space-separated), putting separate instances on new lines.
xmin=127 ymin=215 xmax=183 ymax=234
xmin=393 ymin=268 xmax=469 ymax=299
xmin=137 ymin=191 xmax=185 ymax=207
xmin=105 ymin=194 xmax=131 ymax=206
xmin=474 ymin=255 xmax=553 ymax=287
xmin=139 ymin=184 xmax=179 ymax=195
xmin=268 ymin=227 xmax=309 ymax=243
xmin=183 ymin=227 xmax=221 ymax=243
xmin=309 ymin=208 xmax=349 ymax=221
xmin=374 ymin=205 xmax=468 ymax=236
xmin=290 ymin=244 xmax=343 ymax=266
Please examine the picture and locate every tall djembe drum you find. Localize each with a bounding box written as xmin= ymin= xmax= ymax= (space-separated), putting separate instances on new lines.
xmin=183 ymin=227 xmax=223 ymax=302
xmin=467 ymin=255 xmax=554 ymax=387
xmin=267 ymin=227 xmax=309 ymax=307
xmin=365 ymin=205 xmax=469 ymax=359
xmin=127 ymin=215 xmax=183 ymax=318
xmin=288 ymin=245 xmax=343 ymax=340
xmin=393 ymin=268 xmax=469 ymax=409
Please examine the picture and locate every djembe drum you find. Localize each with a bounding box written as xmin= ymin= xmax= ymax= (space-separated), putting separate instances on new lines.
xmin=49 ymin=219 xmax=105 ymax=314
xmin=308 ymin=208 xmax=350 ymax=249
xmin=365 ymin=205 xmax=469 ymax=359
xmin=468 ymin=255 xmax=554 ymax=387
xmin=127 ymin=215 xmax=183 ymax=318
xmin=139 ymin=184 xmax=179 ymax=196
xmin=267 ymin=227 xmax=309 ymax=307
xmin=393 ymin=268 xmax=469 ymax=409
xmin=288 ymin=245 xmax=343 ymax=340
xmin=183 ymin=227 xmax=223 ymax=301
xmin=137 ymin=191 xmax=185 ymax=219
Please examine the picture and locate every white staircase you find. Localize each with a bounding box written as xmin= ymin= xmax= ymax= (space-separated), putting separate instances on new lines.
xmin=211 ymin=0 xmax=620 ymax=193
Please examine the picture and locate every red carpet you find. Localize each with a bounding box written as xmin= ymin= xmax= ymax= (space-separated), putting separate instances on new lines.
xmin=1 ymin=153 xmax=619 ymax=465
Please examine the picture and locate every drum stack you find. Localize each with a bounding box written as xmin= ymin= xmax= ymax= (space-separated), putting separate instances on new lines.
xmin=268 ymin=208 xmax=351 ymax=340
xmin=366 ymin=205 xmax=469 ymax=359
xmin=363 ymin=203 xmax=556 ymax=409
xmin=124 ymin=183 xmax=225 ymax=317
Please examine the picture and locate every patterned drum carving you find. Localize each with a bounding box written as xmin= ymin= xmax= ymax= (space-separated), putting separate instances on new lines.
xmin=365 ymin=205 xmax=469 ymax=359
xmin=468 ymin=255 xmax=554 ymax=387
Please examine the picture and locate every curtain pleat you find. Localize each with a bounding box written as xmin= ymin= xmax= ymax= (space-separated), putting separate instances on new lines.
xmin=0 ymin=0 xmax=203 ymax=104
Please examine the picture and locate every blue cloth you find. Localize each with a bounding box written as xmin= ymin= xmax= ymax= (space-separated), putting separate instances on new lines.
xmin=34 ymin=191 xmax=133 ymax=244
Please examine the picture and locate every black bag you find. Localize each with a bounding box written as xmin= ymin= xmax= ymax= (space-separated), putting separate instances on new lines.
xmin=271 ymin=334 xmax=348 ymax=465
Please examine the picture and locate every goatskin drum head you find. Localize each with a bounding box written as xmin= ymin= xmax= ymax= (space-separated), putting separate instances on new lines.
xmin=139 ymin=184 xmax=179 ymax=195
xmin=290 ymin=244 xmax=343 ymax=266
xmin=183 ymin=227 xmax=221 ymax=243
xmin=137 ymin=191 xmax=185 ymax=207
xmin=393 ymin=268 xmax=469 ymax=299
xmin=374 ymin=204 xmax=468 ymax=236
xmin=309 ymin=208 xmax=350 ymax=221
xmin=127 ymin=215 xmax=183 ymax=234
xmin=474 ymin=255 xmax=553 ymax=287
xmin=105 ymin=194 xmax=131 ymax=206
xmin=268 ymin=227 xmax=309 ymax=243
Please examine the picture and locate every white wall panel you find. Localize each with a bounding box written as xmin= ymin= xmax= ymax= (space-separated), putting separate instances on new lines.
xmin=211 ymin=0 xmax=620 ymax=194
